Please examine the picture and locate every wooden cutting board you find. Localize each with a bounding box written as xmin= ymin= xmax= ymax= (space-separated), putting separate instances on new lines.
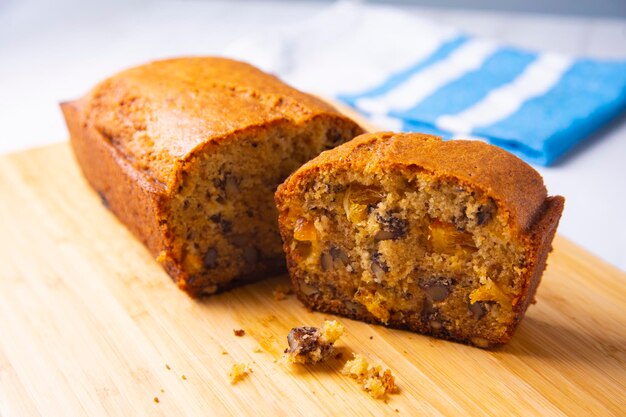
xmin=0 ymin=142 xmax=624 ymax=417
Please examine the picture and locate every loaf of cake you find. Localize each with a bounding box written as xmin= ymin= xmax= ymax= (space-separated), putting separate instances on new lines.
xmin=61 ymin=57 xmax=363 ymax=297
xmin=275 ymin=132 xmax=564 ymax=347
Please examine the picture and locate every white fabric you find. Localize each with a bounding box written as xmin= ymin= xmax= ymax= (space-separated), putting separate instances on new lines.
xmin=228 ymin=0 xmax=459 ymax=96
xmin=436 ymin=53 xmax=573 ymax=134
xmin=356 ymin=39 xmax=498 ymax=114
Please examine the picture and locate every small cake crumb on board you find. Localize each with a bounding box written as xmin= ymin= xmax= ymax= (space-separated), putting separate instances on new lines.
xmin=233 ymin=329 xmax=246 ymax=337
xmin=273 ymin=284 xmax=293 ymax=301
xmin=229 ymin=363 xmax=251 ymax=384
xmin=341 ymin=353 xmax=398 ymax=399
xmin=284 ymin=320 xmax=344 ymax=364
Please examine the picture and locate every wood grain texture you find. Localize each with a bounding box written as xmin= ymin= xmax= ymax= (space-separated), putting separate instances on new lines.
xmin=0 ymin=143 xmax=624 ymax=417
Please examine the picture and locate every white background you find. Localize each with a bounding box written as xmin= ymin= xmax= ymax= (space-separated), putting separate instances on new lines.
xmin=1 ymin=0 xmax=625 ymax=271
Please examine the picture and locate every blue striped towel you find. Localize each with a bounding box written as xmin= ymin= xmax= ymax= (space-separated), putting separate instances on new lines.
xmin=228 ymin=1 xmax=626 ymax=165
xmin=338 ymin=34 xmax=626 ymax=166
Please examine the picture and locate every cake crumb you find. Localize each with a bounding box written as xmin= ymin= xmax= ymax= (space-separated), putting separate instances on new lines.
xmin=285 ymin=320 xmax=344 ymax=364
xmin=165 ymin=364 xmax=171 ymax=370
xmin=320 ymin=320 xmax=344 ymax=343
xmin=273 ymin=284 xmax=293 ymax=300
xmin=153 ymin=397 xmax=160 ymax=404
xmin=341 ymin=353 xmax=398 ymax=399
xmin=253 ymin=346 xmax=263 ymax=353
xmin=181 ymin=374 xmax=187 ymax=380
xmin=229 ymin=363 xmax=251 ymax=384
xmin=233 ymin=329 xmax=246 ymax=337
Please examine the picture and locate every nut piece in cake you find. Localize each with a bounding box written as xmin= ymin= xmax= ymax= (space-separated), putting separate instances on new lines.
xmin=275 ymin=132 xmax=564 ymax=347
xmin=284 ymin=320 xmax=345 ymax=364
xmin=341 ymin=353 xmax=398 ymax=399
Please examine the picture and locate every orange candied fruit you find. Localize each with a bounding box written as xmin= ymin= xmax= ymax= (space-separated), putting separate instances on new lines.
xmin=469 ymin=277 xmax=512 ymax=311
xmin=343 ymin=185 xmax=385 ymax=223
xmin=293 ymin=217 xmax=317 ymax=241
xmin=427 ymin=220 xmax=476 ymax=255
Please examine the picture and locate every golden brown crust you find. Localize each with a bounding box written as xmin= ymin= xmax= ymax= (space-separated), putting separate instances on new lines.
xmin=511 ymin=195 xmax=565 ymax=337
xmin=278 ymin=132 xmax=548 ymax=232
xmin=62 ymin=57 xmax=363 ymax=295
xmin=82 ymin=57 xmax=349 ymax=191
xmin=61 ymin=100 xmax=169 ymax=256
xmin=276 ymin=132 xmax=564 ymax=347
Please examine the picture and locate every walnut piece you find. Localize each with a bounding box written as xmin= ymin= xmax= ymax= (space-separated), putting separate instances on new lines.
xmin=284 ymin=320 xmax=345 ymax=364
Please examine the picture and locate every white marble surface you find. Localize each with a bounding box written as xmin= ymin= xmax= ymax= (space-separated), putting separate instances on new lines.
xmin=1 ymin=0 xmax=625 ymax=271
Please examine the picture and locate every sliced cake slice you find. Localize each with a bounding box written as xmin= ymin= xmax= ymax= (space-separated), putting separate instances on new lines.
xmin=275 ymin=132 xmax=564 ymax=347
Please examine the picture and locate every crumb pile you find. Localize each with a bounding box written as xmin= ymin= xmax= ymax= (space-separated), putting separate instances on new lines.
xmin=341 ymin=353 xmax=398 ymax=399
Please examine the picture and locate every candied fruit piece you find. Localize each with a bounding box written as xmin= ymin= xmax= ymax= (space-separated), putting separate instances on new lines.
xmin=427 ymin=220 xmax=477 ymax=255
xmin=293 ymin=241 xmax=312 ymax=259
xmin=354 ymin=288 xmax=390 ymax=323
xmin=470 ymin=278 xmax=511 ymax=311
xmin=183 ymin=250 xmax=203 ymax=273
xmin=343 ymin=185 xmax=385 ymax=223
xmin=293 ymin=217 xmax=317 ymax=241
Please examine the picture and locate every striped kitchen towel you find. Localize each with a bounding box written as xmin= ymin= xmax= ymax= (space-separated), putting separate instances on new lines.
xmin=228 ymin=0 xmax=626 ymax=165
xmin=338 ymin=34 xmax=626 ymax=166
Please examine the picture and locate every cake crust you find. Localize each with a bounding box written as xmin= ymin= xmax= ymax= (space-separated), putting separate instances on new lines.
xmin=276 ymin=132 xmax=564 ymax=346
xmin=62 ymin=57 xmax=363 ymax=296
xmin=279 ymin=132 xmax=549 ymax=233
